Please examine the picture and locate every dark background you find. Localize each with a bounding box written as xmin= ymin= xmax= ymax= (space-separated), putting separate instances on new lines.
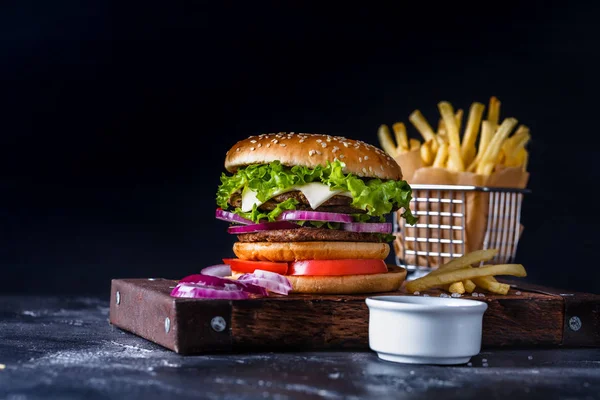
xmin=2 ymin=1 xmax=598 ymax=295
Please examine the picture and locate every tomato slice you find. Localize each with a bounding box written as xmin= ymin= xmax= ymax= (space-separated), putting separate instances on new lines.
xmin=222 ymin=258 xmax=289 ymax=275
xmin=288 ymin=259 xmax=387 ymax=276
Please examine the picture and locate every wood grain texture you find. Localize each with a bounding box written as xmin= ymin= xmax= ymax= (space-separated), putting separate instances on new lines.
xmin=109 ymin=278 xmax=600 ymax=354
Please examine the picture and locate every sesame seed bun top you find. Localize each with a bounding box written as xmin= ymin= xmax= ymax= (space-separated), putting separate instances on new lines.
xmin=224 ymin=132 xmax=403 ymax=180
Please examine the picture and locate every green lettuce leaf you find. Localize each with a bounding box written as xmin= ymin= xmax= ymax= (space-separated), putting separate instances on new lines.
xmin=216 ymin=160 xmax=417 ymax=225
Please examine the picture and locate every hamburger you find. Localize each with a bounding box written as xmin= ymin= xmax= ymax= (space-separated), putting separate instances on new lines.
xmin=215 ymin=132 xmax=417 ymax=294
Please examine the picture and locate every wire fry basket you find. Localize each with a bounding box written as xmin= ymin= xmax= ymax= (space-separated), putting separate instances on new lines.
xmin=393 ymin=184 xmax=530 ymax=279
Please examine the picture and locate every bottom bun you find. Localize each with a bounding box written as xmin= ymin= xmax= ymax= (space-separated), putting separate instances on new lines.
xmin=233 ymin=241 xmax=390 ymax=262
xmin=231 ymin=265 xmax=407 ymax=295
xmin=287 ymin=265 xmax=407 ymax=294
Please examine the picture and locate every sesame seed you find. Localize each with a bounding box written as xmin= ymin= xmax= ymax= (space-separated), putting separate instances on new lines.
xmin=339 ymin=154 xmax=345 ymax=159
xmin=236 ymin=148 xmax=241 ymax=152
xmin=316 ymin=150 xmax=322 ymax=155
xmin=266 ymin=143 xmax=271 ymax=148
xmin=272 ymin=139 xmax=278 ymax=144
xmin=309 ymin=150 xmax=316 ymax=156
xmin=364 ymin=156 xmax=369 ymax=160
xmin=316 ymin=139 xmax=322 ymax=143
xmin=343 ymin=142 xmax=349 ymax=148
xmin=380 ymin=165 xmax=384 ymax=171
xmin=359 ymin=157 xmax=363 ymax=162
xmin=321 ymin=142 xmax=327 ymax=148
xmin=280 ymin=143 xmax=286 ymax=147
xmin=362 ymin=167 xmax=367 ymax=174
xmin=250 ymin=140 xmax=257 ymax=143
xmin=369 ymin=166 xmax=373 ymax=172
xmin=299 ymin=139 xmax=305 ymax=143
xmin=257 ymin=143 xmax=262 ymax=148
xmin=250 ymin=147 xmax=255 ymax=151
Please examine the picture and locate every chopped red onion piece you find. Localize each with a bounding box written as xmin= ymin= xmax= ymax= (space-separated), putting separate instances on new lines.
xmin=215 ymin=208 xmax=254 ymax=225
xmin=170 ymin=283 xmax=249 ymax=299
xmin=277 ymin=210 xmax=353 ymax=223
xmin=176 ymin=274 xmax=268 ymax=296
xmin=236 ymin=276 xmax=291 ymax=295
xmin=200 ymin=264 xmax=232 ymax=277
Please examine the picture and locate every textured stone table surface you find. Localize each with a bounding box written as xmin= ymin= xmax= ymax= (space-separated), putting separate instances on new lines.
xmin=1 ymin=296 xmax=599 ymax=399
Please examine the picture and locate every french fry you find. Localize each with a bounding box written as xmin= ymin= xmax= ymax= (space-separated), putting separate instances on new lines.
xmin=377 ymin=124 xmax=398 ymax=156
xmin=408 ymin=110 xmax=436 ymax=142
xmin=487 ymin=96 xmax=501 ymax=126
xmin=463 ymin=279 xmax=476 ymax=293
xmin=448 ymin=281 xmax=465 ymax=294
xmin=477 ymin=117 xmax=518 ymax=173
xmin=468 ymin=120 xmax=495 ymax=172
xmin=472 ymin=276 xmax=511 ymax=295
xmin=433 ymin=142 xmax=449 ymax=168
xmin=447 ymin=146 xmax=465 ymax=172
xmin=437 ymin=101 xmax=461 ymax=150
xmin=437 ymin=131 xmax=448 ymax=145
xmin=406 ymin=263 xmax=527 ymax=293
xmin=460 ymin=102 xmax=485 ymax=166
xmin=409 ymin=138 xmax=421 ymax=151
xmin=502 ymin=125 xmax=529 ymax=158
xmin=507 ymin=130 xmax=531 ymax=163
xmin=477 ymin=162 xmax=495 ymax=176
xmin=522 ymin=149 xmax=529 ymax=171
xmin=392 ymin=122 xmax=409 ymax=152
xmin=437 ymin=118 xmax=446 ymax=135
xmin=420 ymin=139 xmax=435 ymax=165
xmin=455 ymin=109 xmax=464 ymax=135
xmin=429 ymin=249 xmax=499 ymax=275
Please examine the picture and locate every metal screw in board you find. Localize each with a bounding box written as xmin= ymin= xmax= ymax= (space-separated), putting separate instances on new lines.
xmin=164 ymin=317 xmax=171 ymax=333
xmin=116 ymin=291 xmax=121 ymax=305
xmin=211 ymin=316 xmax=227 ymax=332
xmin=568 ymin=316 xmax=582 ymax=331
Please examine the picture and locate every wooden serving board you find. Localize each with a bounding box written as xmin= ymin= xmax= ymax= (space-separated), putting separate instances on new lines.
xmin=109 ymin=278 xmax=600 ymax=354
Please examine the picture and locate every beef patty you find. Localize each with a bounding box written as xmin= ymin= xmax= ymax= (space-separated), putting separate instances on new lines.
xmin=229 ymin=191 xmax=366 ymax=214
xmin=237 ymin=227 xmax=386 ymax=243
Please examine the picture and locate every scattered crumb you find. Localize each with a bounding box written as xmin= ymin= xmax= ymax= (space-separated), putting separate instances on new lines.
xmin=0 ymin=364 xmax=5 ymax=370
xmin=423 ymin=294 xmax=430 ymax=297
xmin=515 ymin=291 xmax=522 ymax=295
xmin=478 ymin=293 xmax=486 ymax=298
xmin=528 ymin=355 xmax=533 ymax=360
xmin=451 ymin=293 xmax=461 ymax=298
xmin=439 ymin=293 xmax=450 ymax=298
xmin=472 ymin=292 xmax=479 ymax=297
xmin=482 ymin=358 xmax=487 ymax=362
xmin=467 ymin=362 xmax=472 ymax=367
xmin=413 ymin=291 xmax=420 ymax=295
xmin=482 ymin=362 xmax=489 ymax=367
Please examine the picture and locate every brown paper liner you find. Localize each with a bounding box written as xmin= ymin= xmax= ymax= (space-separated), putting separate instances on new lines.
xmin=394 ymin=149 xmax=529 ymax=269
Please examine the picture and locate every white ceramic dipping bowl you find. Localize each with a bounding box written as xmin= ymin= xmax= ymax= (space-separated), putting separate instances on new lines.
xmin=366 ymin=296 xmax=488 ymax=365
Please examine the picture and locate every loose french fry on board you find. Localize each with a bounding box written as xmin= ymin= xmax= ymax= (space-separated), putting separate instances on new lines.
xmin=392 ymin=122 xmax=409 ymax=152
xmin=377 ymin=124 xmax=398 ymax=156
xmin=463 ymin=279 xmax=476 ymax=293
xmin=460 ymin=102 xmax=485 ymax=166
xmin=406 ymin=263 xmax=527 ymax=293
xmin=408 ymin=110 xmax=436 ymax=142
xmin=448 ymin=281 xmax=466 ymax=294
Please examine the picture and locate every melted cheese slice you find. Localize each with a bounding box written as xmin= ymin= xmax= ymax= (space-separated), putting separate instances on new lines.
xmin=241 ymin=183 xmax=352 ymax=212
